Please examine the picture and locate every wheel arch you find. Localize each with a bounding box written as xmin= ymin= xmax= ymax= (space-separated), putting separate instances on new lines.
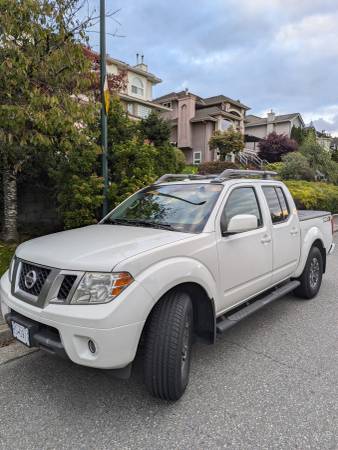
xmin=312 ymin=238 xmax=326 ymax=273
xmin=294 ymin=228 xmax=327 ymax=278
xmin=142 ymin=282 xmax=216 ymax=345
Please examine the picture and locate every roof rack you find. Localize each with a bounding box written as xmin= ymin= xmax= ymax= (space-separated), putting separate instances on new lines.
xmin=214 ymin=169 xmax=277 ymax=181
xmin=154 ymin=173 xmax=217 ymax=184
xmin=154 ymin=170 xmax=277 ymax=184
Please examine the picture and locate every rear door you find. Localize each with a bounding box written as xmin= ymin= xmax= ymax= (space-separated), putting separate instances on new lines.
xmin=215 ymin=184 xmax=273 ymax=312
xmin=261 ymin=185 xmax=301 ymax=283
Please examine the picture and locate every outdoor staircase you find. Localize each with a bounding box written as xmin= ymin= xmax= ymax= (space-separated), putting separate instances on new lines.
xmin=236 ymin=150 xmax=268 ymax=168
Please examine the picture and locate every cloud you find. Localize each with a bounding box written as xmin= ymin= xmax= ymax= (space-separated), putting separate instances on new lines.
xmin=87 ymin=0 xmax=338 ymax=134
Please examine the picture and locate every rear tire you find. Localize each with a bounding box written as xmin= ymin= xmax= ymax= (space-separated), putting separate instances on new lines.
xmin=143 ymin=291 xmax=193 ymax=401
xmin=294 ymin=246 xmax=323 ymax=299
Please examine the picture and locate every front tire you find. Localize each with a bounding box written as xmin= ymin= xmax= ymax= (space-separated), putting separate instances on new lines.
xmin=294 ymin=246 xmax=323 ymax=299
xmin=143 ymin=291 xmax=193 ymax=401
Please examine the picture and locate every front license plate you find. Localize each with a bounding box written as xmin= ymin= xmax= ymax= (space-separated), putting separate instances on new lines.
xmin=11 ymin=321 xmax=31 ymax=347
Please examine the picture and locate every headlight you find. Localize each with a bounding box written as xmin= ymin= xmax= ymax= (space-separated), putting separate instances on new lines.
xmin=8 ymin=255 xmax=16 ymax=283
xmin=70 ymin=272 xmax=134 ymax=305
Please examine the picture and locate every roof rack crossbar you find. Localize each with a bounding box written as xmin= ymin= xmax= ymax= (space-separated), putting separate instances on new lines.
xmin=214 ymin=169 xmax=277 ymax=181
xmin=154 ymin=173 xmax=218 ymax=184
xmin=154 ymin=170 xmax=278 ymax=185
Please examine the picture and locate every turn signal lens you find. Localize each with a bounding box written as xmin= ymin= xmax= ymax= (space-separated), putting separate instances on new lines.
xmin=111 ymin=272 xmax=134 ymax=297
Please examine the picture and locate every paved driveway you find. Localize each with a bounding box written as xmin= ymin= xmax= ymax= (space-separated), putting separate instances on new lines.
xmin=0 ymin=238 xmax=337 ymax=449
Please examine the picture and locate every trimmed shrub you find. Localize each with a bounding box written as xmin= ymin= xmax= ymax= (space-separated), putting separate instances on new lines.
xmin=198 ymin=161 xmax=238 ymax=175
xmin=285 ymin=180 xmax=338 ymax=213
xmin=264 ymin=162 xmax=285 ymax=173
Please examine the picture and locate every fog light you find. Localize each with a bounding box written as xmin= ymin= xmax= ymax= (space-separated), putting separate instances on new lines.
xmin=88 ymin=339 xmax=96 ymax=354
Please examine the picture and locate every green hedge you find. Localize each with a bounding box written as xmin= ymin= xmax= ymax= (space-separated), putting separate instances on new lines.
xmin=285 ymin=180 xmax=338 ymax=213
xmin=198 ymin=161 xmax=238 ymax=175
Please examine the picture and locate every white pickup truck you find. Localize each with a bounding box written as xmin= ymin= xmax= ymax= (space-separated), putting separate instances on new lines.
xmin=0 ymin=170 xmax=335 ymax=400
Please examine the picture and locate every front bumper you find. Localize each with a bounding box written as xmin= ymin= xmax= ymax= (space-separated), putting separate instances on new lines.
xmin=0 ymin=272 xmax=152 ymax=369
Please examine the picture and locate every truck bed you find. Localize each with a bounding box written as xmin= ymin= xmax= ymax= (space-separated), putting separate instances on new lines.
xmin=298 ymin=210 xmax=331 ymax=221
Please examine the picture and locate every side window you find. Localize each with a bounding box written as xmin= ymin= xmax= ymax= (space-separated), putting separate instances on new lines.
xmin=262 ymin=186 xmax=289 ymax=224
xmin=221 ymin=187 xmax=262 ymax=231
xmin=276 ymin=187 xmax=290 ymax=220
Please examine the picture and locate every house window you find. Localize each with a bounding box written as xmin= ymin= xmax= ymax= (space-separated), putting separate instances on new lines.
xmin=131 ymin=77 xmax=144 ymax=96
xmin=138 ymin=105 xmax=151 ymax=119
xmin=220 ymin=119 xmax=232 ymax=131
xmin=127 ymin=103 xmax=134 ymax=114
xmin=163 ymin=102 xmax=172 ymax=108
xmin=193 ymin=152 xmax=202 ymax=165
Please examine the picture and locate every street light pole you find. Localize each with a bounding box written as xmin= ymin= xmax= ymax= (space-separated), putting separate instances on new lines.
xmin=100 ymin=0 xmax=109 ymax=216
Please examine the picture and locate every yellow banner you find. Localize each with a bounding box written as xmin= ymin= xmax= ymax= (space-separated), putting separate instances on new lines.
xmin=104 ymin=75 xmax=110 ymax=114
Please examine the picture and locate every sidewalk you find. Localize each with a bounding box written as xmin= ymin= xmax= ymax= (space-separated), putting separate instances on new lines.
xmin=0 ymin=311 xmax=11 ymax=346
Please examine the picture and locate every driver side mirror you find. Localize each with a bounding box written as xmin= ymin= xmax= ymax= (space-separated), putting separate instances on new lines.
xmin=222 ymin=214 xmax=258 ymax=236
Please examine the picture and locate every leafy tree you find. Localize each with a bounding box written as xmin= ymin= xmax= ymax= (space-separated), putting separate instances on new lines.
xmin=290 ymin=126 xmax=305 ymax=145
xmin=107 ymin=96 xmax=136 ymax=148
xmin=138 ymin=111 xmax=171 ymax=147
xmin=109 ymin=139 xmax=158 ymax=206
xmin=279 ymin=152 xmax=315 ymax=181
xmin=0 ymin=0 xmax=102 ymax=240
xmin=209 ymin=127 xmax=244 ymax=161
xmin=106 ymin=99 xmax=186 ymax=209
xmin=258 ymin=132 xmax=298 ymax=163
xmin=300 ymin=132 xmax=338 ymax=183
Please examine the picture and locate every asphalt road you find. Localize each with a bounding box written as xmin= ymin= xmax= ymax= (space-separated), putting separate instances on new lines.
xmin=0 ymin=239 xmax=337 ymax=450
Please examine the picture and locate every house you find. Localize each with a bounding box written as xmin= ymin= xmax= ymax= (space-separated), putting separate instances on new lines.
xmin=154 ymin=90 xmax=249 ymax=164
xmin=245 ymin=110 xmax=305 ymax=153
xmin=83 ymin=48 xmax=169 ymax=119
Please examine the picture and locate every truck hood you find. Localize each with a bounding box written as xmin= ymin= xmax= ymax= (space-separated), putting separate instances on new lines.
xmin=16 ymin=225 xmax=191 ymax=272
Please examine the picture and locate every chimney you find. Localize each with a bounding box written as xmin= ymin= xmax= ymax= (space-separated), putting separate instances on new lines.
xmin=134 ymin=53 xmax=148 ymax=72
xmin=267 ymin=109 xmax=276 ymax=122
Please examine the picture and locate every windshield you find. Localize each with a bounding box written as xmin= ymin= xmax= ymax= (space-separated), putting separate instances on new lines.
xmin=102 ymin=183 xmax=223 ymax=233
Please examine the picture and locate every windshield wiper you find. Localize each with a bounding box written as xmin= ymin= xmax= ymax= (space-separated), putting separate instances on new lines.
xmin=104 ymin=218 xmax=177 ymax=231
xmin=155 ymin=192 xmax=206 ymax=206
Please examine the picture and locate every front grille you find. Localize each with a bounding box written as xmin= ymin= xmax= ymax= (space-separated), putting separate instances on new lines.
xmin=57 ymin=275 xmax=77 ymax=301
xmin=19 ymin=262 xmax=51 ymax=297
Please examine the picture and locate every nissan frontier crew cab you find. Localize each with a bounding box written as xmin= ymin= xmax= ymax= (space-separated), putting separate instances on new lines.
xmin=0 ymin=169 xmax=335 ymax=400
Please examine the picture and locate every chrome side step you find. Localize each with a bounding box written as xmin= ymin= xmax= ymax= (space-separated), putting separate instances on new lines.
xmin=216 ymin=280 xmax=300 ymax=334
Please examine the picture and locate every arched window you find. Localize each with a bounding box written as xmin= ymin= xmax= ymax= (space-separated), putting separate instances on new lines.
xmin=131 ymin=77 xmax=144 ymax=96
xmin=220 ymin=119 xmax=232 ymax=131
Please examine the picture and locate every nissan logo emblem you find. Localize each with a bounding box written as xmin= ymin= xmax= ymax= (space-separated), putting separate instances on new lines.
xmin=24 ymin=270 xmax=37 ymax=289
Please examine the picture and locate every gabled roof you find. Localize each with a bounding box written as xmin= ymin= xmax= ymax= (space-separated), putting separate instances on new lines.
xmin=246 ymin=113 xmax=305 ymax=127
xmin=203 ymin=95 xmax=250 ymax=110
xmin=153 ymin=91 xmax=249 ymax=109
xmin=190 ymin=106 xmax=244 ymax=123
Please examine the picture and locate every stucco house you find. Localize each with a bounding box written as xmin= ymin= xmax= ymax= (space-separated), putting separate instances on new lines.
xmin=84 ymin=48 xmax=169 ymax=119
xmin=154 ymin=90 xmax=249 ymax=164
xmin=245 ymin=110 xmax=305 ymax=153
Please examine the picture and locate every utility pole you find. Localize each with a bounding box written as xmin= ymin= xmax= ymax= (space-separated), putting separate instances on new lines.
xmin=100 ymin=0 xmax=109 ymax=216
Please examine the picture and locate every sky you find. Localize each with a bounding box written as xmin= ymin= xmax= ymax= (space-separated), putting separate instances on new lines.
xmin=86 ymin=0 xmax=338 ymax=136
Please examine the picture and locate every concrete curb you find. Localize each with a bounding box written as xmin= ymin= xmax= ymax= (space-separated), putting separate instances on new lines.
xmin=0 ymin=323 xmax=13 ymax=346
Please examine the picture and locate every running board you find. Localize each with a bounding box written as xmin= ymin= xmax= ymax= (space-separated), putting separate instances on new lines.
xmin=216 ymin=280 xmax=300 ymax=334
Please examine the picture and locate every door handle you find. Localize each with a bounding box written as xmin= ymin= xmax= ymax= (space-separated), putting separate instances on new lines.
xmin=290 ymin=228 xmax=298 ymax=236
xmin=261 ymin=235 xmax=271 ymax=244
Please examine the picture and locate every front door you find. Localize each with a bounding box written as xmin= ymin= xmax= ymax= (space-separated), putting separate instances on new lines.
xmin=216 ymin=185 xmax=273 ymax=313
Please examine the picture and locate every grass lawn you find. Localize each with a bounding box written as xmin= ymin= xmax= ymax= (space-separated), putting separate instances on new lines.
xmin=0 ymin=242 xmax=16 ymax=276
